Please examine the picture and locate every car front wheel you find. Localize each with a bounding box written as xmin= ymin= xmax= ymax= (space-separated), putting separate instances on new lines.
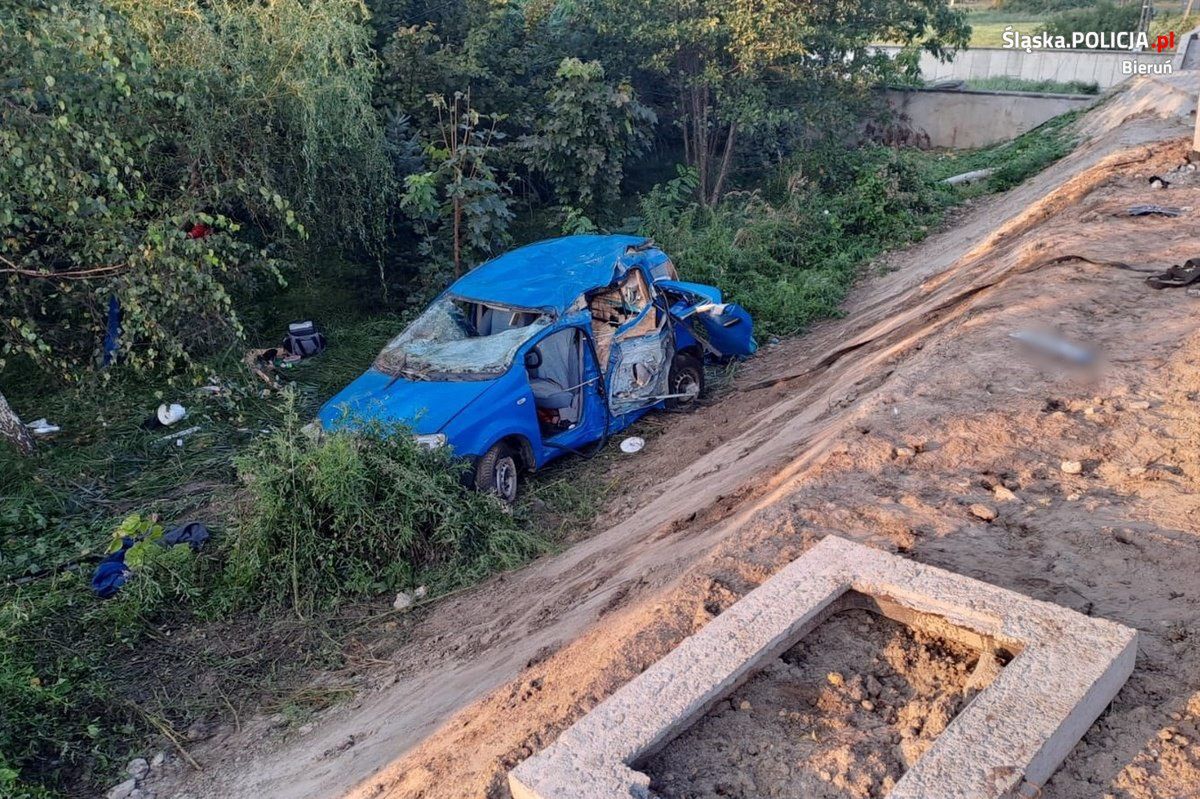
xmin=474 ymin=442 xmax=519 ymax=503
xmin=666 ymin=353 xmax=705 ymax=410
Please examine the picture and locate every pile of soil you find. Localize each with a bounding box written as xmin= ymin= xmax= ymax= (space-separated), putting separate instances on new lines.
xmin=641 ymin=610 xmax=997 ymax=799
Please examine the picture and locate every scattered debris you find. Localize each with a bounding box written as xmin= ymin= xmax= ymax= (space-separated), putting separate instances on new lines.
xmin=943 ymin=167 xmax=995 ymax=187
xmin=1126 ymin=399 xmax=1152 ymax=410
xmin=1145 ymin=258 xmax=1200 ymax=289
xmin=619 ymin=436 xmax=645 ymax=454
xmin=243 ymin=346 xmax=297 ymax=388
xmin=1148 ymin=175 xmax=1171 ymax=189
xmin=393 ymin=591 xmax=415 ymax=611
xmin=1127 ymin=204 xmax=1184 ymax=217
xmin=91 ymin=521 xmax=212 ymax=598
xmin=158 ymin=425 xmax=201 ymax=446
xmin=106 ymin=778 xmax=137 ymax=799
xmin=1060 ymin=460 xmax=1084 ymax=475
xmin=126 ymin=758 xmax=149 ymax=781
xmin=156 ymin=403 xmax=187 ymax=427
xmin=414 ymin=585 xmax=429 ymax=600
xmin=26 ymin=417 xmax=61 ymax=437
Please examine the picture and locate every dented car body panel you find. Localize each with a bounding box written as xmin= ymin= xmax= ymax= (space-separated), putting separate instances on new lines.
xmin=318 ymin=235 xmax=756 ymax=471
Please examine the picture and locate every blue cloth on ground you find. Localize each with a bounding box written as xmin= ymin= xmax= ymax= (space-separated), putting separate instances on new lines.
xmin=91 ymin=537 xmax=133 ymax=599
xmin=90 ymin=522 xmax=211 ymax=598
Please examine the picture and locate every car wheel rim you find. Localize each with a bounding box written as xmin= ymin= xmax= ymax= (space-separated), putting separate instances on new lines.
xmin=673 ymin=369 xmax=700 ymax=402
xmin=494 ymin=457 xmax=517 ymax=501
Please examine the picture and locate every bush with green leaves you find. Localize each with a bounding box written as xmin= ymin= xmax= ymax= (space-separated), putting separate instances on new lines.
xmin=223 ymin=394 xmax=545 ymax=614
xmin=523 ymin=58 xmax=655 ymax=215
xmin=641 ymin=147 xmax=944 ymax=335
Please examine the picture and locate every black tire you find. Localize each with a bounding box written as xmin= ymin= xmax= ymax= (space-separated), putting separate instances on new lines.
xmin=666 ymin=353 xmax=705 ymax=410
xmin=473 ymin=442 xmax=520 ymax=503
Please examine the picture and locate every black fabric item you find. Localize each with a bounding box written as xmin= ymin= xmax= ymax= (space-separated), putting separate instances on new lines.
xmin=162 ymin=522 xmax=211 ymax=550
xmin=282 ymin=321 xmax=327 ymax=358
xmin=1146 ymin=259 xmax=1200 ymax=289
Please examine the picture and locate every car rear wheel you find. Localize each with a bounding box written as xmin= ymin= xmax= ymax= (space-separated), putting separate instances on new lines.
xmin=474 ymin=442 xmax=519 ymax=503
xmin=666 ymin=353 xmax=705 ymax=410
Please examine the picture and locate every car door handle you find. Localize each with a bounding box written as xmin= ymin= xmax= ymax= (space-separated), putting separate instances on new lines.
xmin=517 ymin=397 xmax=527 ymax=405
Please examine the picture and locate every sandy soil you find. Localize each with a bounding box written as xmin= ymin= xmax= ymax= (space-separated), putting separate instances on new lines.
xmin=641 ymin=609 xmax=995 ymax=799
xmin=163 ymin=74 xmax=1200 ymax=799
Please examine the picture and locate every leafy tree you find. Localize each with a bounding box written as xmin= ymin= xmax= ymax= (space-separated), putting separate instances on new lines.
xmin=586 ymin=0 xmax=969 ymax=205
xmin=0 ymin=1 xmax=279 ymax=378
xmin=0 ymin=0 xmax=389 ymax=380
xmin=400 ymin=92 xmax=513 ymax=277
xmin=522 ymin=57 xmax=655 ymax=215
xmin=121 ymin=0 xmax=392 ymax=250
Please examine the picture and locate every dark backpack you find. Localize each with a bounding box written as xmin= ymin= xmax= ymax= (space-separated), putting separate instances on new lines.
xmin=282 ymin=320 xmax=327 ymax=359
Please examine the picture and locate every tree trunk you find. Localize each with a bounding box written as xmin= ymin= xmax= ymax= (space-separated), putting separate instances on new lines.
xmin=709 ymin=121 xmax=738 ymax=206
xmin=0 ymin=390 xmax=34 ymax=456
xmin=692 ymin=86 xmax=709 ymax=206
xmin=452 ymin=196 xmax=463 ymax=277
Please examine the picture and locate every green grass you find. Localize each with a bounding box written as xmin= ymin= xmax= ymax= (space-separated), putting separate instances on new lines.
xmin=920 ymin=109 xmax=1082 ymax=193
xmin=964 ymin=8 xmax=1049 ymax=46
xmin=963 ymin=76 xmax=1099 ymax=94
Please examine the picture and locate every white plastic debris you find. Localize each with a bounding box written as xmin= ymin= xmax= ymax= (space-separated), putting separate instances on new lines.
xmin=619 ymin=436 xmax=645 ymax=454
xmin=158 ymin=425 xmax=201 ymax=445
xmin=156 ymin=402 xmax=187 ymax=426
xmin=26 ymin=418 xmax=61 ymax=436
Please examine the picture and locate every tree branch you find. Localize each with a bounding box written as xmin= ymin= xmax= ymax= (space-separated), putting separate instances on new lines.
xmin=0 ymin=254 xmax=127 ymax=280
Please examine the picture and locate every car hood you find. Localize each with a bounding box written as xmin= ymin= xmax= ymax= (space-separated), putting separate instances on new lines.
xmin=317 ymin=368 xmax=496 ymax=434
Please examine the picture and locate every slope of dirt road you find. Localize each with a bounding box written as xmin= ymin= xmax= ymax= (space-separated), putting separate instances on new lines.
xmin=168 ymin=74 xmax=1200 ymax=799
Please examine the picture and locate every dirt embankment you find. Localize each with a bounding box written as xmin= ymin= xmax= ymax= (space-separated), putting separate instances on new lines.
xmin=168 ymin=74 xmax=1200 ymax=799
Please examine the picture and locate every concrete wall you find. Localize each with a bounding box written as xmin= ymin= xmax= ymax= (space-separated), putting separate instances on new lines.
xmin=883 ymin=87 xmax=1095 ymax=149
xmin=873 ymin=45 xmax=1174 ymax=89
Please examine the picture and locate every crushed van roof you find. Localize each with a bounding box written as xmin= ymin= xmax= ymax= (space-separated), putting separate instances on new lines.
xmin=448 ymin=234 xmax=649 ymax=313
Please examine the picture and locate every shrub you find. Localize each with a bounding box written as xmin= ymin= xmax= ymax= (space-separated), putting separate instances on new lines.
xmin=222 ymin=392 xmax=544 ymax=613
xmin=641 ymin=147 xmax=944 ymax=335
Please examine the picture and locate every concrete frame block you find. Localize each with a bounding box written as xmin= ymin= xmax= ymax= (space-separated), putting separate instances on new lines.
xmin=509 ymin=536 xmax=1137 ymax=799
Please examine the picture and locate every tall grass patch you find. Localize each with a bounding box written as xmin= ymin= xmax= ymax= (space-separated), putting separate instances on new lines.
xmin=223 ymin=394 xmax=544 ymax=614
xmin=641 ymin=146 xmax=945 ymax=336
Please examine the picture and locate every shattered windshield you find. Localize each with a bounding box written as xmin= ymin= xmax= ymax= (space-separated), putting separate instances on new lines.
xmin=375 ymin=298 xmax=551 ymax=381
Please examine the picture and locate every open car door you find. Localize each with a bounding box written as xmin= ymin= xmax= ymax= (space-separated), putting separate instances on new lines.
xmin=658 ymin=279 xmax=757 ymax=358
xmin=589 ymin=269 xmax=673 ymax=416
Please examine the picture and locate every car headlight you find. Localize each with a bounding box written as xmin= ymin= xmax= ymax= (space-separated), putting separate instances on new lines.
xmin=413 ymin=433 xmax=447 ymax=449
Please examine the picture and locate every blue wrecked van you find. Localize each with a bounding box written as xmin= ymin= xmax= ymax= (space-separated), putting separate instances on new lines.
xmin=317 ymin=235 xmax=756 ymax=500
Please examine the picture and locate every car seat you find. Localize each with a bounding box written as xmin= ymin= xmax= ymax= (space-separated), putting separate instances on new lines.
xmin=525 ymin=347 xmax=573 ymax=410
